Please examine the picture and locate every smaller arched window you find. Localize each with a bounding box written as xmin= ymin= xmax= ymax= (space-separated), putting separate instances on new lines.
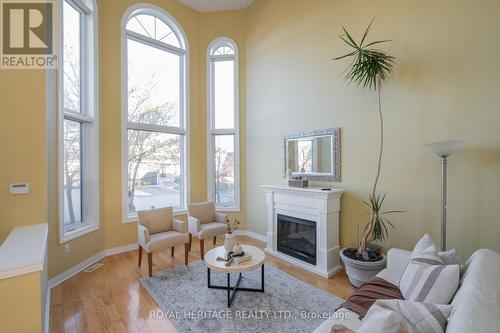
xmin=207 ymin=38 xmax=239 ymax=211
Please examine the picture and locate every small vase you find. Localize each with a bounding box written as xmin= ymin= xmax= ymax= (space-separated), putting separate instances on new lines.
xmin=224 ymin=233 xmax=235 ymax=253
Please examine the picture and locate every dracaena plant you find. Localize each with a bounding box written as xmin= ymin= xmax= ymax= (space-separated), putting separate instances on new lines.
xmin=333 ymin=20 xmax=401 ymax=260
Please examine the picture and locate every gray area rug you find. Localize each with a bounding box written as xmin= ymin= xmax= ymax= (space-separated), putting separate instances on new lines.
xmin=140 ymin=261 xmax=343 ymax=333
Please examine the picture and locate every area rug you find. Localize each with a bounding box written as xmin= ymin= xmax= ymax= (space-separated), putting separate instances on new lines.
xmin=139 ymin=261 xmax=344 ymax=333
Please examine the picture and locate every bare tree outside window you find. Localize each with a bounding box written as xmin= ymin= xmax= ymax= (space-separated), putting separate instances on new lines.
xmin=62 ymin=1 xmax=83 ymax=228
xmin=298 ymin=140 xmax=313 ymax=173
xmin=214 ymin=135 xmax=235 ymax=206
xmin=126 ymin=82 xmax=180 ymax=213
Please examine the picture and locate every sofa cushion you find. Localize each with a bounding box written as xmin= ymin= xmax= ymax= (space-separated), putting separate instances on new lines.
xmin=188 ymin=202 xmax=216 ymax=224
xmin=358 ymin=299 xmax=453 ymax=333
xmin=137 ymin=207 xmax=172 ymax=234
xmin=340 ymin=277 xmax=403 ymax=319
xmin=446 ymin=249 xmax=500 ymax=333
xmin=312 ymin=308 xmax=361 ymax=333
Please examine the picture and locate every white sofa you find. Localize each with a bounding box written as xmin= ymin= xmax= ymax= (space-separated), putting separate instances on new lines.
xmin=314 ymin=248 xmax=500 ymax=333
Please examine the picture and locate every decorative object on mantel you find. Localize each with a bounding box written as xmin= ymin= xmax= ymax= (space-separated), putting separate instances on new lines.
xmin=224 ymin=218 xmax=240 ymax=252
xmin=423 ymin=139 xmax=466 ymax=251
xmin=333 ymin=19 xmax=402 ymax=287
xmin=283 ymin=128 xmax=341 ymax=182
xmin=288 ymin=176 xmax=309 ymax=188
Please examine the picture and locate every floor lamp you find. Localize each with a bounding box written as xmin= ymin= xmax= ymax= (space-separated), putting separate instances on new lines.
xmin=424 ymin=140 xmax=466 ymax=251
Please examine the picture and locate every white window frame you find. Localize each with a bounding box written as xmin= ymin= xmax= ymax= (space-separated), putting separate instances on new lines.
xmin=58 ymin=0 xmax=99 ymax=243
xmin=207 ymin=37 xmax=240 ymax=211
xmin=121 ymin=4 xmax=190 ymax=223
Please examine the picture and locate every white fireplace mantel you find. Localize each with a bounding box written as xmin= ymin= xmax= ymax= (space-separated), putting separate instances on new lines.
xmin=262 ymin=185 xmax=344 ymax=278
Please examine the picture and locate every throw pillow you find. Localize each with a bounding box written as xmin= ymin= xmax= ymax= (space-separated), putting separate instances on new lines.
xmin=400 ymin=234 xmax=460 ymax=303
xmin=412 ymin=234 xmax=461 ymax=264
xmin=438 ymin=248 xmax=460 ymax=265
xmin=410 ymin=234 xmax=444 ymax=265
xmin=400 ymin=262 xmax=459 ymax=303
xmin=358 ymin=299 xmax=453 ymax=333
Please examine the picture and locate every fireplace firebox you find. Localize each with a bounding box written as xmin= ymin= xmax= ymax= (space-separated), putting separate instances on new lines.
xmin=277 ymin=214 xmax=316 ymax=265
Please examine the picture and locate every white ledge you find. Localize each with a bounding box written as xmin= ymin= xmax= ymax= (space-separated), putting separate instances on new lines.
xmin=0 ymin=223 xmax=48 ymax=280
xmin=261 ymin=185 xmax=344 ymax=198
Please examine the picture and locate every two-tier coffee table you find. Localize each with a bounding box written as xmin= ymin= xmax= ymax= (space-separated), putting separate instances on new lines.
xmin=204 ymin=244 xmax=265 ymax=307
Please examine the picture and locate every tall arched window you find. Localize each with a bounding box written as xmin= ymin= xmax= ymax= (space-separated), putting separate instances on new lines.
xmin=59 ymin=0 xmax=99 ymax=243
xmin=122 ymin=6 xmax=188 ymax=221
xmin=207 ymin=38 xmax=239 ymax=210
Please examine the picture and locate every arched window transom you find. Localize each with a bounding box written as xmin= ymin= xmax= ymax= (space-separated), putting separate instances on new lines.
xmin=126 ymin=14 xmax=181 ymax=48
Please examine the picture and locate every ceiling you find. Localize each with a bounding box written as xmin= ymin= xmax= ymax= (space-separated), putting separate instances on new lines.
xmin=176 ymin=0 xmax=255 ymax=12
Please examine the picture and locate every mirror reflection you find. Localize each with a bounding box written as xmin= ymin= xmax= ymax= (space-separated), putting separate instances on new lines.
xmin=286 ymin=136 xmax=332 ymax=174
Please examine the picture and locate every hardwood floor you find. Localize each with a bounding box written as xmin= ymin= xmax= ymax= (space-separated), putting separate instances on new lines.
xmin=50 ymin=236 xmax=355 ymax=333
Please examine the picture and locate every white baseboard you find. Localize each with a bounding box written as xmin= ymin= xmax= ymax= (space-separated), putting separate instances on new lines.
xmin=45 ymin=242 xmax=138 ymax=333
xmin=48 ymin=242 xmax=138 ymax=289
xmin=43 ymin=233 xmax=267 ymax=332
xmin=104 ymin=243 xmax=138 ymax=256
xmin=48 ymin=251 xmax=105 ymax=289
xmin=232 ymin=229 xmax=267 ymax=242
xmin=44 ymin=287 xmax=50 ymax=333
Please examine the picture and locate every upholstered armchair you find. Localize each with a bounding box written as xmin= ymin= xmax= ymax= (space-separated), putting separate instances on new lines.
xmin=137 ymin=207 xmax=189 ymax=277
xmin=187 ymin=202 xmax=228 ymax=259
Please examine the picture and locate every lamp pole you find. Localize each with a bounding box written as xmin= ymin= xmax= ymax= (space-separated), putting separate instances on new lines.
xmin=423 ymin=139 xmax=466 ymax=252
xmin=440 ymin=155 xmax=448 ymax=251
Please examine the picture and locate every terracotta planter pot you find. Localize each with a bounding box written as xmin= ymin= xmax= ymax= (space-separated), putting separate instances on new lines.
xmin=340 ymin=248 xmax=386 ymax=288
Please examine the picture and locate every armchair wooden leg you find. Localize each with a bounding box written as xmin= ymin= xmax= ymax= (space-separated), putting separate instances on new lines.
xmin=138 ymin=246 xmax=143 ymax=267
xmin=188 ymin=233 xmax=192 ymax=252
xmin=213 ymin=236 xmax=217 ymax=245
xmin=200 ymin=239 xmax=205 ymax=260
xmin=171 ymin=246 xmax=175 ymax=257
xmin=184 ymin=243 xmax=189 ymax=265
xmin=147 ymin=252 xmax=153 ymax=277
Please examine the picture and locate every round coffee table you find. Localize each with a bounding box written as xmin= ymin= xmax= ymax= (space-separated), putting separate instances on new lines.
xmin=204 ymin=245 xmax=265 ymax=307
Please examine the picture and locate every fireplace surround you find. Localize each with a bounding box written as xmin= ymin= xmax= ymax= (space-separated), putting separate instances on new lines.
xmin=262 ymin=185 xmax=344 ymax=277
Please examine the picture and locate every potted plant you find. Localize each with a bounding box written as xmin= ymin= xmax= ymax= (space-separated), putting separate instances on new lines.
xmin=333 ymin=20 xmax=401 ymax=287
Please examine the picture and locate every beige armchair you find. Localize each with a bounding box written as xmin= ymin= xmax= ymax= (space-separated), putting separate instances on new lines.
xmin=137 ymin=207 xmax=189 ymax=277
xmin=187 ymin=202 xmax=228 ymax=259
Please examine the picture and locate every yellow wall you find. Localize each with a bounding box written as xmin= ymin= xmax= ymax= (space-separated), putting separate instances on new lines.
xmin=2 ymin=0 xmax=500 ymax=281
xmin=0 ymin=272 xmax=42 ymax=333
xmin=0 ymin=70 xmax=46 ymax=241
xmin=245 ymin=0 xmax=500 ymax=259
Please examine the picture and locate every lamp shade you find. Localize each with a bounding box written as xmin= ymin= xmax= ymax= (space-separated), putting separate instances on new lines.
xmin=423 ymin=140 xmax=467 ymax=156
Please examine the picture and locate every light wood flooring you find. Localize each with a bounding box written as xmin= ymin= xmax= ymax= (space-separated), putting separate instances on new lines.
xmin=50 ymin=236 xmax=355 ymax=333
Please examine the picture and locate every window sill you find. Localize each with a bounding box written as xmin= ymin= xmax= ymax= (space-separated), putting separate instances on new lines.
xmin=215 ymin=207 xmax=240 ymax=213
xmin=123 ymin=209 xmax=187 ymax=224
xmin=60 ymin=224 xmax=99 ymax=244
